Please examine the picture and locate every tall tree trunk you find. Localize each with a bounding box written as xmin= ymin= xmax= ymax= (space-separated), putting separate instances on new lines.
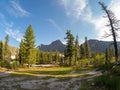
xmin=99 ymin=2 xmax=118 ymax=63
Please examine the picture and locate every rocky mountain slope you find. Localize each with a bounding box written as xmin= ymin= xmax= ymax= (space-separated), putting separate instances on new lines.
xmin=38 ymin=39 xmax=120 ymax=53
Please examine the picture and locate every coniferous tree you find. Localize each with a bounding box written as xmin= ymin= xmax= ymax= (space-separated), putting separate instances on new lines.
xmin=4 ymin=35 xmax=11 ymax=61
xmin=54 ymin=52 xmax=60 ymax=64
xmin=29 ymin=48 xmax=37 ymax=65
xmin=64 ymin=50 xmax=68 ymax=64
xmin=40 ymin=52 xmax=44 ymax=64
xmin=36 ymin=49 xmax=40 ymax=64
xmin=108 ymin=47 xmax=113 ymax=62
xmin=15 ymin=49 xmax=19 ymax=61
xmin=84 ymin=37 xmax=91 ymax=58
xmin=65 ymin=30 xmax=74 ymax=66
xmin=44 ymin=52 xmax=47 ymax=64
xmin=105 ymin=47 xmax=113 ymax=65
xmin=74 ymin=35 xmax=80 ymax=65
xmin=80 ymin=44 xmax=85 ymax=59
xmin=48 ymin=52 xmax=52 ymax=63
xmin=105 ymin=48 xmax=110 ymax=65
xmin=24 ymin=25 xmax=36 ymax=68
xmin=0 ymin=40 xmax=3 ymax=61
xmin=19 ymin=40 xmax=26 ymax=65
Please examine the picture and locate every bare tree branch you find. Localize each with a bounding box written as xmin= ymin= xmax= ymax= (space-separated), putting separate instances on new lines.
xmin=99 ymin=2 xmax=120 ymax=63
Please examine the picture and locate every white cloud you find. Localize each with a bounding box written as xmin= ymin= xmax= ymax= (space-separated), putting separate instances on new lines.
xmin=3 ymin=21 xmax=23 ymax=42
xmin=82 ymin=8 xmax=111 ymax=41
xmin=7 ymin=0 xmax=30 ymax=17
xmin=59 ymin=0 xmax=120 ymax=41
xmin=89 ymin=0 xmax=120 ymax=41
xmin=0 ymin=13 xmax=23 ymax=42
xmin=62 ymin=40 xmax=67 ymax=45
xmin=110 ymin=0 xmax=120 ymax=20
xmin=5 ymin=28 xmax=23 ymax=42
xmin=60 ymin=0 xmax=88 ymax=19
xmin=66 ymin=1 xmax=112 ymax=41
xmin=48 ymin=18 xmax=63 ymax=33
xmin=90 ymin=17 xmax=113 ymax=41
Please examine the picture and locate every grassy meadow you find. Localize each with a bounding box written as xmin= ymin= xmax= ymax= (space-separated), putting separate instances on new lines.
xmin=0 ymin=66 xmax=99 ymax=90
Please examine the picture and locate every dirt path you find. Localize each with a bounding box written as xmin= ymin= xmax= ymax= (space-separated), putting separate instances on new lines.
xmin=0 ymin=71 xmax=12 ymax=78
xmin=0 ymin=69 xmax=102 ymax=90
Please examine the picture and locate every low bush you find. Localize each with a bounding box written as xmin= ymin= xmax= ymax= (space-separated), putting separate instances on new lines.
xmin=94 ymin=74 xmax=120 ymax=90
xmin=0 ymin=60 xmax=10 ymax=68
xmin=111 ymin=65 xmax=120 ymax=75
xmin=78 ymin=59 xmax=91 ymax=67
xmin=96 ymin=63 xmax=114 ymax=72
xmin=10 ymin=61 xmax=20 ymax=70
xmin=59 ymin=63 xmax=69 ymax=67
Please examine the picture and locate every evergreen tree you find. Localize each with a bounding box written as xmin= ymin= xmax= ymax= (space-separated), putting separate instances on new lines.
xmin=47 ymin=52 xmax=51 ymax=63
xmin=105 ymin=47 xmax=113 ymax=65
xmin=108 ymin=47 xmax=113 ymax=61
xmin=53 ymin=52 xmax=60 ymax=64
xmin=80 ymin=44 xmax=85 ymax=59
xmin=105 ymin=48 xmax=110 ymax=65
xmin=36 ymin=49 xmax=40 ymax=64
xmin=29 ymin=48 xmax=37 ymax=65
xmin=19 ymin=40 xmax=26 ymax=65
xmin=74 ymin=35 xmax=80 ymax=65
xmin=24 ymin=25 xmax=36 ymax=68
xmin=4 ymin=35 xmax=11 ymax=61
xmin=0 ymin=40 xmax=3 ymax=61
xmin=44 ymin=52 xmax=47 ymax=64
xmin=40 ymin=52 xmax=44 ymax=64
xmin=65 ymin=30 xmax=74 ymax=66
xmin=84 ymin=37 xmax=91 ymax=58
xmin=48 ymin=52 xmax=53 ymax=63
xmin=15 ymin=49 xmax=19 ymax=61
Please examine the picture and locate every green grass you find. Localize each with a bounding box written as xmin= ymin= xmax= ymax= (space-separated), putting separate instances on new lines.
xmin=13 ymin=67 xmax=72 ymax=76
xmin=9 ymin=66 xmax=92 ymax=78
xmin=73 ymin=66 xmax=93 ymax=72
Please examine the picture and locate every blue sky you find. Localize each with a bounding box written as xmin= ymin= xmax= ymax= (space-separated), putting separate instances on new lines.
xmin=0 ymin=0 xmax=120 ymax=47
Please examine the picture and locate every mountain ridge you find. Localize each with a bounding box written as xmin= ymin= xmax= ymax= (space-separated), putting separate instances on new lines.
xmin=38 ymin=39 xmax=120 ymax=53
xmin=88 ymin=39 xmax=120 ymax=53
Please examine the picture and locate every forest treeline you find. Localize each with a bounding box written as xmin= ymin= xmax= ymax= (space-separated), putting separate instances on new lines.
xmin=0 ymin=24 xmax=116 ymax=69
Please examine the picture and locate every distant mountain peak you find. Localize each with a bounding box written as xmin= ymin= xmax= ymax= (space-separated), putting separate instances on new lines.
xmin=50 ymin=40 xmax=64 ymax=46
xmin=38 ymin=40 xmax=66 ymax=53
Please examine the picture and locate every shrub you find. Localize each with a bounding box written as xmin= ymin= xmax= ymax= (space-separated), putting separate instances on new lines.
xmin=0 ymin=60 xmax=10 ymax=68
xmin=94 ymin=74 xmax=120 ymax=90
xmin=59 ymin=63 xmax=69 ymax=67
xmin=78 ymin=59 xmax=91 ymax=67
xmin=10 ymin=61 xmax=20 ymax=70
xmin=111 ymin=65 xmax=120 ymax=75
xmin=93 ymin=54 xmax=105 ymax=66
